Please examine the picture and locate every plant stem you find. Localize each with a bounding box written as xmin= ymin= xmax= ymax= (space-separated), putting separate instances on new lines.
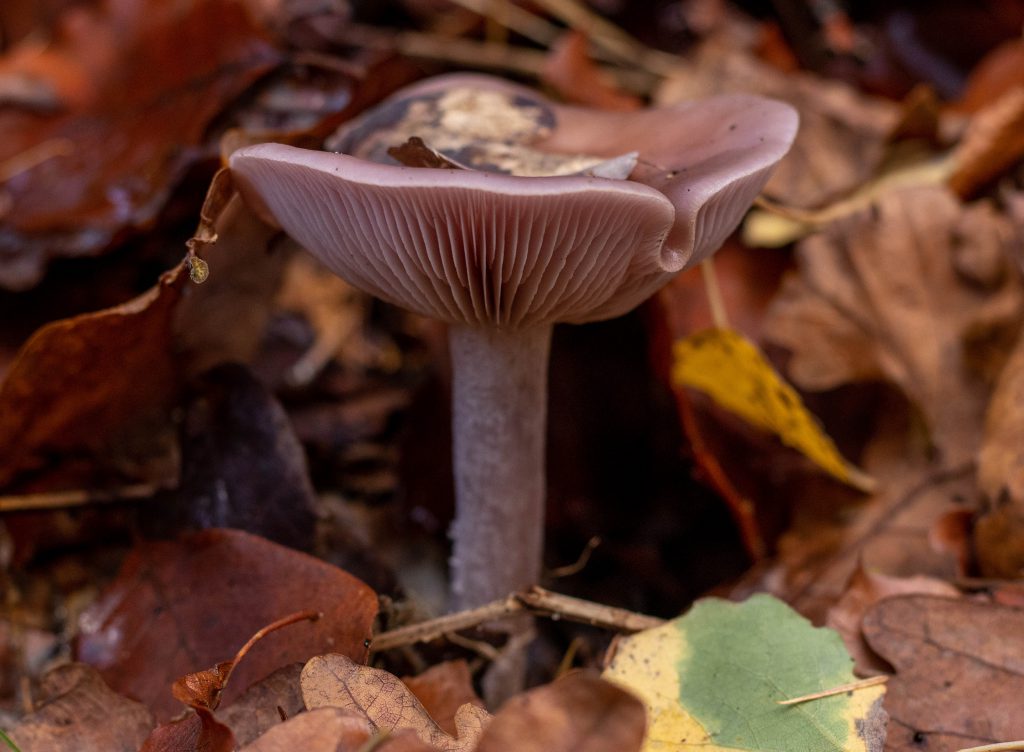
xmin=448 ymin=324 xmax=552 ymax=610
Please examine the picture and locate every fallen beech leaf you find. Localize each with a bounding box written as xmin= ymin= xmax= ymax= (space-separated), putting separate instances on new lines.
xmin=604 ymin=594 xmax=887 ymax=752
xmin=958 ymin=38 xmax=1024 ymax=113
xmin=764 ymin=186 xmax=1021 ymax=465
xmin=542 ymin=31 xmax=642 ymax=112
xmin=0 ymin=262 xmax=186 ymax=491
xmin=217 ymin=663 xmax=305 ymax=747
xmin=863 ymin=595 xmax=1024 ymax=751
xmin=0 ymin=0 xmax=281 ymax=289
xmin=239 ymin=707 xmax=373 ymax=752
xmin=402 ymin=661 xmax=484 ymax=738
xmin=826 ymin=566 xmax=959 ymax=675
xmin=301 ymin=654 xmax=490 ymax=751
xmin=476 ymin=672 xmax=645 ymax=752
xmin=975 ymin=332 xmax=1024 ymax=577
xmin=672 ymin=328 xmax=871 ymax=491
xmin=139 ymin=710 xmax=234 ymax=752
xmin=240 ymin=707 xmax=435 ymax=752
xmin=75 ymin=529 xmax=377 ymax=721
xmin=7 ymin=663 xmax=153 ymax=752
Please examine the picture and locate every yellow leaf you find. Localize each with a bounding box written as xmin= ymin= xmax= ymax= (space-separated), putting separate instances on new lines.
xmin=672 ymin=328 xmax=873 ymax=492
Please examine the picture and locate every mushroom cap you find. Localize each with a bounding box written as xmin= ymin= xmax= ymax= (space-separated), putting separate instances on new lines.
xmin=232 ymin=143 xmax=675 ymax=327
xmin=230 ymin=75 xmax=797 ymax=326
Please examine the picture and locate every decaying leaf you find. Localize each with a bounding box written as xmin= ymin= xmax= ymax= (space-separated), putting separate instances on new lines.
xmin=975 ymin=331 xmax=1024 ymax=577
xmin=0 ymin=0 xmax=282 ymax=289
xmin=764 ymin=185 xmax=1022 ymax=464
xmin=475 ymin=672 xmax=646 ymax=752
xmin=75 ymin=529 xmax=377 ymax=720
xmin=402 ymin=661 xmax=484 ymax=738
xmin=239 ymin=707 xmax=374 ymax=752
xmin=826 ymin=566 xmax=959 ymax=675
xmin=863 ymin=595 xmax=1024 ymax=751
xmin=139 ymin=710 xmax=235 ymax=752
xmin=301 ymin=653 xmax=490 ymax=752
xmin=672 ymin=328 xmax=871 ymax=491
xmin=7 ymin=663 xmax=153 ymax=752
xmin=541 ymin=30 xmax=643 ymax=112
xmin=217 ymin=663 xmax=305 ymax=747
xmin=604 ymin=594 xmax=887 ymax=752
xmin=0 ymin=262 xmax=187 ymax=491
xmin=948 ymin=86 xmax=1024 ymax=197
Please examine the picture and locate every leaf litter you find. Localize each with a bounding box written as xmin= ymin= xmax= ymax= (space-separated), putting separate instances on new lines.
xmin=3 ymin=1 xmax=1024 ymax=751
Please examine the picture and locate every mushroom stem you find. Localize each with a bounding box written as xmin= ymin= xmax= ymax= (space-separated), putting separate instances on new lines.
xmin=448 ymin=323 xmax=551 ymax=611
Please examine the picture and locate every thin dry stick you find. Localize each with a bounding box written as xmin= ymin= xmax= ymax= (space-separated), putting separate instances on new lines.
xmin=957 ymin=743 xmax=1024 ymax=752
xmin=370 ymin=586 xmax=663 ymax=653
xmin=448 ymin=0 xmax=560 ymax=46
xmin=332 ymin=24 xmax=655 ymax=95
xmin=528 ymin=0 xmax=683 ymax=77
xmin=777 ymin=675 xmax=888 ymax=706
xmin=700 ymin=258 xmax=730 ymax=330
xmin=0 ymin=483 xmax=164 ymax=513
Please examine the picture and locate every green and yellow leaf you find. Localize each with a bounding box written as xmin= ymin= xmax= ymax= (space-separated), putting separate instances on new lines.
xmin=603 ymin=594 xmax=887 ymax=752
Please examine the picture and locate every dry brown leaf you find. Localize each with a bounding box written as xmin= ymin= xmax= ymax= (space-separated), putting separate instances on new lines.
xmin=475 ymin=671 xmax=645 ymax=752
xmin=217 ymin=663 xmax=305 ymax=747
xmin=948 ymin=86 xmax=1024 ymax=198
xmin=975 ymin=330 xmax=1024 ymax=577
xmin=301 ymin=653 xmax=490 ymax=751
xmin=0 ymin=0 xmax=281 ymax=289
xmin=541 ymin=30 xmax=642 ymax=112
xmin=139 ymin=710 xmax=235 ymax=752
xmin=826 ymin=566 xmax=959 ymax=675
xmin=7 ymin=663 xmax=153 ymax=752
xmin=764 ymin=185 xmax=1022 ymax=465
xmin=863 ymin=595 xmax=1024 ymax=751
xmin=239 ymin=707 xmax=374 ymax=752
xmin=75 ymin=529 xmax=377 ymax=721
xmin=402 ymin=660 xmax=484 ymax=738
xmin=0 ymin=262 xmax=186 ymax=491
xmin=657 ymin=36 xmax=899 ymax=209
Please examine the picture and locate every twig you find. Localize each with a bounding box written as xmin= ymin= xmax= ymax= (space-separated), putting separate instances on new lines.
xmin=447 ymin=631 xmax=501 ymax=661
xmin=330 ymin=24 xmax=655 ymax=95
xmin=370 ymin=586 xmax=663 ymax=653
xmin=700 ymin=258 xmax=730 ymax=330
xmin=527 ymin=0 xmax=683 ymax=77
xmin=0 ymin=138 xmax=73 ymax=184
xmin=0 ymin=483 xmax=164 ymax=513
xmin=777 ymin=675 xmax=888 ymax=706
xmin=446 ymin=0 xmax=560 ymax=47
xmin=547 ymin=535 xmax=601 ymax=578
xmin=957 ymin=742 xmax=1024 ymax=752
xmin=518 ymin=587 xmax=665 ymax=632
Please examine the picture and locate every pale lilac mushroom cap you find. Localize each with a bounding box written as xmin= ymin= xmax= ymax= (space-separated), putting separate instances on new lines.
xmin=229 ymin=75 xmax=796 ymax=700
xmin=231 ymin=74 xmax=797 ymax=328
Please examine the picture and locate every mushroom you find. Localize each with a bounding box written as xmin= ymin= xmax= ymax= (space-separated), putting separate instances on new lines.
xmin=229 ymin=73 xmax=796 ymax=694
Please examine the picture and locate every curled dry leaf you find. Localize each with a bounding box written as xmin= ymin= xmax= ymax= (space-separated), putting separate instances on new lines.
xmin=764 ymin=185 xmax=1022 ymax=465
xmin=75 ymin=529 xmax=377 ymax=721
xmin=240 ymin=707 xmax=436 ymax=752
xmin=217 ymin=663 xmax=305 ymax=747
xmin=139 ymin=710 xmax=235 ymax=752
xmin=301 ymin=654 xmax=491 ymax=752
xmin=0 ymin=0 xmax=281 ymax=289
xmin=0 ymin=262 xmax=186 ymax=491
xmin=541 ymin=31 xmax=642 ymax=112
xmin=975 ymin=331 xmax=1024 ymax=577
xmin=7 ymin=663 xmax=153 ymax=752
xmin=826 ymin=565 xmax=959 ymax=675
xmin=475 ymin=672 xmax=646 ymax=752
xmin=863 ymin=595 xmax=1024 ymax=751
xmin=402 ymin=660 xmax=484 ymax=738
